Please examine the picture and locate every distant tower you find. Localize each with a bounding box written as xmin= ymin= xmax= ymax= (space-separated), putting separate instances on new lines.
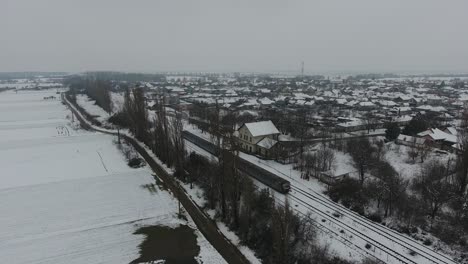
xmin=301 ymin=61 xmax=304 ymax=77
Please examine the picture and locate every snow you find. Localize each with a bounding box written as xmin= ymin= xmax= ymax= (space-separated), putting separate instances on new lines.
xmin=256 ymin=137 xmax=278 ymax=149
xmin=0 ymin=90 xmax=225 ymax=264
xmin=359 ymin=101 xmax=375 ymax=107
xmin=242 ymin=120 xmax=280 ymax=137
xmin=216 ymin=223 xmax=262 ymax=264
xmin=239 ymin=98 xmax=259 ymax=107
xmin=258 ymin=97 xmax=274 ymax=105
xmin=111 ymin=92 xmax=125 ymax=112
xmin=331 ymin=151 xmax=356 ymax=176
xmin=384 ymin=142 xmax=456 ymax=181
xmin=76 ymin=94 xmax=111 ymax=123
xmin=416 ymin=105 xmax=447 ymax=112
xmin=417 ymin=128 xmax=458 ymax=143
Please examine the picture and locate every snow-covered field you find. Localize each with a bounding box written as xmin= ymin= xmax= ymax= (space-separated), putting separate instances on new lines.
xmin=0 ymin=90 xmax=225 ymax=264
xmin=76 ymin=94 xmax=112 ymax=124
xmin=384 ymin=142 xmax=457 ymax=181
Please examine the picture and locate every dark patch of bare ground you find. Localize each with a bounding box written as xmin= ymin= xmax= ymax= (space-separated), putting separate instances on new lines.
xmin=131 ymin=225 xmax=200 ymax=264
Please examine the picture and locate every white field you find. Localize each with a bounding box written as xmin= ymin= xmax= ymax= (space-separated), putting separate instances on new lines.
xmin=0 ymin=90 xmax=225 ymax=264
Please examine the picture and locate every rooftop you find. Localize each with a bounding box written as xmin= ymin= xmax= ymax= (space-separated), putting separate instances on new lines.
xmin=242 ymin=120 xmax=280 ymax=137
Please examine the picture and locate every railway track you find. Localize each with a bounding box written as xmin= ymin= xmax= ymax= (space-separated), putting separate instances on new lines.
xmin=252 ymin=155 xmax=457 ymax=264
xmin=287 ymin=190 xmax=414 ymax=264
xmin=182 ymin=129 xmax=458 ymax=264
xmin=288 ymin=186 xmax=456 ymax=264
xmin=290 ymin=186 xmax=456 ymax=264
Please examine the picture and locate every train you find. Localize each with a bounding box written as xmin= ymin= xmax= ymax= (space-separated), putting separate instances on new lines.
xmin=237 ymin=158 xmax=291 ymax=194
xmin=182 ymin=130 xmax=291 ymax=194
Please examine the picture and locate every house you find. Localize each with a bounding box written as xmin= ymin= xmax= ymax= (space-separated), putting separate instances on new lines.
xmin=417 ymin=128 xmax=458 ymax=150
xmin=237 ymin=120 xmax=280 ymax=157
xmin=396 ymin=135 xmax=426 ymax=147
xmin=390 ymin=106 xmax=412 ymax=115
xmin=358 ymin=101 xmax=376 ymax=110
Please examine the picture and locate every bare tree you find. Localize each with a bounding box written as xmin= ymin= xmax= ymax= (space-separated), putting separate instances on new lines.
xmin=208 ymin=101 xmax=222 ymax=155
xmin=171 ymin=111 xmax=185 ymax=178
xmin=292 ymin=109 xmax=310 ymax=160
xmin=124 ymin=87 xmax=149 ymax=143
xmin=418 ymin=143 xmax=431 ymax=163
xmin=369 ymin=160 xmax=408 ymax=216
xmin=455 ymin=109 xmax=468 ymax=196
xmin=85 ymin=79 xmax=113 ymax=114
xmin=407 ymin=137 xmax=419 ymax=163
xmin=412 ymin=161 xmax=456 ymax=220
xmin=347 ymin=137 xmax=376 ymax=184
xmin=271 ymin=199 xmax=297 ymax=264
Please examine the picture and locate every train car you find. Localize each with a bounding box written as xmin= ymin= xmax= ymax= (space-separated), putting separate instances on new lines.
xmin=182 ymin=130 xmax=218 ymax=155
xmin=238 ymin=159 xmax=290 ymax=194
xmin=182 ymin=130 xmax=291 ymax=194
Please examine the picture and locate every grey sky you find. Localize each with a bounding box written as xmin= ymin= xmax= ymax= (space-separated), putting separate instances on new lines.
xmin=1 ymin=0 xmax=468 ymax=74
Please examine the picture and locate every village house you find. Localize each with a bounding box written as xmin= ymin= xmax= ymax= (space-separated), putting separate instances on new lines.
xmin=396 ymin=134 xmax=426 ymax=147
xmin=417 ymin=128 xmax=458 ymax=150
xmin=237 ymin=120 xmax=280 ymax=157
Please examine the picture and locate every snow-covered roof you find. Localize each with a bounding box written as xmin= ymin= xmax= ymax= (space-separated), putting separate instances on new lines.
xmin=377 ymin=100 xmax=397 ymax=107
xmin=242 ymin=120 xmax=280 ymax=137
xmin=394 ymin=106 xmax=412 ymax=112
xmin=259 ymin=97 xmax=274 ymax=105
xmin=418 ymin=128 xmax=457 ymax=143
xmin=256 ymin=137 xmax=278 ymax=149
xmin=359 ymin=101 xmax=375 ymax=107
xmin=393 ymin=115 xmax=412 ymax=123
xmin=445 ymin=127 xmax=457 ymax=135
xmin=416 ymin=105 xmax=447 ymax=112
xmin=336 ymin=98 xmax=347 ymax=105
xmin=337 ymin=118 xmax=365 ymax=127
xmin=239 ymin=98 xmax=259 ymax=107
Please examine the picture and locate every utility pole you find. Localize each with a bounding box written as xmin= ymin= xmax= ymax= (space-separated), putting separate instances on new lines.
xmin=301 ymin=61 xmax=304 ymax=77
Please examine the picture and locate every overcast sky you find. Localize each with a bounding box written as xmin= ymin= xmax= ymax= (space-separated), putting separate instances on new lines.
xmin=1 ymin=0 xmax=468 ymax=74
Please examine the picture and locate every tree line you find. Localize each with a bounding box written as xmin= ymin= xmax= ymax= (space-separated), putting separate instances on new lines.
xmin=64 ymin=76 xmax=113 ymax=113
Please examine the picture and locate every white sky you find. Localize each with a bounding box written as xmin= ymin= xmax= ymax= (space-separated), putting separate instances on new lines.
xmin=1 ymin=0 xmax=468 ymax=74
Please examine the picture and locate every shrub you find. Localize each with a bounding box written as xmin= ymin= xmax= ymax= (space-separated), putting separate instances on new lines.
xmin=367 ymin=213 xmax=382 ymax=223
xmin=423 ymin=238 xmax=432 ymax=246
xmin=128 ymin=157 xmax=145 ymax=168
xmin=109 ymin=111 xmax=131 ymax=128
